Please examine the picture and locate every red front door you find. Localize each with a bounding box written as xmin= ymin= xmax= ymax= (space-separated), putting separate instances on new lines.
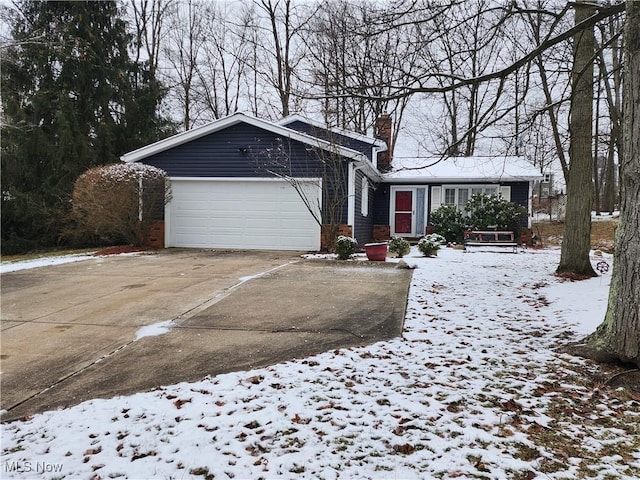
xmin=394 ymin=190 xmax=413 ymax=234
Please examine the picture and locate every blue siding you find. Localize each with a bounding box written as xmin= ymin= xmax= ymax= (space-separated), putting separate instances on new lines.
xmin=285 ymin=120 xmax=375 ymax=162
xmin=353 ymin=169 xmax=374 ymax=244
xmin=373 ymin=184 xmax=391 ymax=225
xmin=327 ymin=162 xmax=350 ymax=226
xmin=502 ymin=181 xmax=530 ymax=228
xmin=140 ymin=122 xmax=351 ymax=226
xmin=140 ymin=123 xmax=327 ymax=178
xmin=502 ymin=182 xmax=529 ymax=208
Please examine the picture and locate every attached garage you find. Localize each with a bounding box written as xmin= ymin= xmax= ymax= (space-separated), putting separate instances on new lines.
xmin=167 ymin=178 xmax=321 ymax=251
xmin=121 ymin=112 xmax=383 ymax=251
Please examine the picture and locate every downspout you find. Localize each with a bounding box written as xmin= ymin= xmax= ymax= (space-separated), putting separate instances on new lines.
xmin=138 ymin=174 xmax=144 ymax=222
xmin=528 ymin=180 xmax=534 ymax=228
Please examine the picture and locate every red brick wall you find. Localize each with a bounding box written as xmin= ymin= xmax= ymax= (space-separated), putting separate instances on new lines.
xmin=375 ymin=114 xmax=393 ymax=172
xmin=519 ymin=228 xmax=534 ymax=246
xmin=373 ymin=224 xmax=391 ymax=241
xmin=321 ymin=224 xmax=353 ymax=250
xmin=145 ymin=221 xmax=165 ymax=249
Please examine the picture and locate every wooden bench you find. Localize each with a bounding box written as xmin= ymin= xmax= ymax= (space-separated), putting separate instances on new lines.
xmin=464 ymin=230 xmax=519 ymax=253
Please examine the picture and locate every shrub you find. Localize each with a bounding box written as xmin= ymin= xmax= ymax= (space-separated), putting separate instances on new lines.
xmin=72 ymin=163 xmax=170 ymax=246
xmin=388 ymin=236 xmax=411 ymax=258
xmin=335 ymin=235 xmax=358 ymax=260
xmin=429 ymin=204 xmax=466 ymax=243
xmin=465 ymin=193 xmax=527 ymax=235
xmin=418 ymin=233 xmax=446 ymax=257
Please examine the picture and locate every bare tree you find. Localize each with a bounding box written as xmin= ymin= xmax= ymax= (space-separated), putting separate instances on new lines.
xmin=303 ymin=0 xmax=415 ymax=149
xmin=417 ymin=1 xmax=515 ymax=156
xmin=520 ymin=1 xmax=572 ymax=180
xmin=194 ymin=3 xmax=251 ymax=121
xmin=595 ymin=12 xmax=624 ymax=214
xmin=557 ymin=0 xmax=597 ymax=278
xmin=252 ymin=0 xmax=309 ymax=118
xmin=577 ymin=0 xmax=639 ymax=368
xmin=250 ymin=134 xmax=351 ymax=251
xmin=130 ymin=0 xmax=172 ymax=78
xmin=164 ymin=0 xmax=207 ymax=130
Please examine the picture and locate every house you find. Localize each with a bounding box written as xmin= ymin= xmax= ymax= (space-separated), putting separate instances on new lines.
xmin=121 ymin=112 xmax=383 ymax=251
xmin=121 ymin=112 xmax=542 ymax=251
xmin=375 ymin=155 xmax=542 ymax=239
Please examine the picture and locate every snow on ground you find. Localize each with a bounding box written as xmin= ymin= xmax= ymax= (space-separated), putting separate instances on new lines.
xmin=2 ymin=247 xmax=639 ymax=479
xmin=134 ymin=320 xmax=176 ymax=341
xmin=0 ymin=253 xmax=95 ymax=274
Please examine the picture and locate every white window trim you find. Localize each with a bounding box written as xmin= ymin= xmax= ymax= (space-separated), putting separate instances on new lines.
xmin=348 ymin=164 xmax=356 ymax=226
xmin=361 ymin=177 xmax=369 ymax=217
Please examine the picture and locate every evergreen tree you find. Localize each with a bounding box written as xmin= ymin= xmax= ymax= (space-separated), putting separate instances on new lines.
xmin=1 ymin=0 xmax=172 ymax=253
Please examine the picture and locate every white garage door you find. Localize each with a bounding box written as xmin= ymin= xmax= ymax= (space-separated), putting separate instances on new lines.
xmin=167 ymin=178 xmax=321 ymax=251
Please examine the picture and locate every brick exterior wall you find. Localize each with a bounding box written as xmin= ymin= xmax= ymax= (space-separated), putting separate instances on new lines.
xmin=519 ymin=228 xmax=535 ymax=246
xmin=373 ymin=224 xmax=391 ymax=241
xmin=375 ymin=114 xmax=393 ymax=172
xmin=321 ymin=224 xmax=353 ymax=250
xmin=145 ymin=221 xmax=165 ymax=249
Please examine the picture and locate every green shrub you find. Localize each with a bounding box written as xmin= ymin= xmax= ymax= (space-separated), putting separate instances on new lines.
xmin=418 ymin=233 xmax=446 ymax=257
xmin=465 ymin=193 xmax=526 ymax=235
xmin=388 ymin=236 xmax=410 ymax=258
xmin=429 ymin=195 xmax=527 ymax=242
xmin=429 ymin=205 xmax=466 ymax=243
xmin=335 ymin=235 xmax=358 ymax=260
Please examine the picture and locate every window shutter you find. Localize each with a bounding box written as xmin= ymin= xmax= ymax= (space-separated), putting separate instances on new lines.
xmin=430 ymin=186 xmax=442 ymax=212
xmin=500 ymin=186 xmax=511 ymax=201
xmin=361 ymin=178 xmax=369 ymax=216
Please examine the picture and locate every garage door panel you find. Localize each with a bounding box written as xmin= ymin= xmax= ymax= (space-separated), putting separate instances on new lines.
xmin=168 ymin=179 xmax=321 ymax=251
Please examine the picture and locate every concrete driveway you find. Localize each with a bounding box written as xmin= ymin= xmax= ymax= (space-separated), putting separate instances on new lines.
xmin=1 ymin=250 xmax=412 ymax=422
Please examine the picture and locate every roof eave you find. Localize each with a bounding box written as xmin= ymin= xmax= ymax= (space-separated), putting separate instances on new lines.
xmin=278 ymin=114 xmax=387 ymax=149
xmin=382 ymin=175 xmax=543 ymax=183
xmin=355 ymin=159 xmax=383 ymax=182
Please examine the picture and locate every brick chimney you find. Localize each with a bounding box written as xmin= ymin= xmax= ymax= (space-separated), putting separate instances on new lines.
xmin=375 ymin=114 xmax=393 ymax=172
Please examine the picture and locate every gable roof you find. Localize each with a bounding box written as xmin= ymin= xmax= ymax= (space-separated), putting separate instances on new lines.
xmin=120 ymin=112 xmax=382 ymax=181
xmin=384 ymin=156 xmax=543 ymax=183
xmin=278 ymin=114 xmax=387 ymax=151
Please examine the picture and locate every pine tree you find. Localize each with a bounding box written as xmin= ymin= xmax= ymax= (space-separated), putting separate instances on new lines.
xmin=1 ymin=1 xmax=172 ymax=253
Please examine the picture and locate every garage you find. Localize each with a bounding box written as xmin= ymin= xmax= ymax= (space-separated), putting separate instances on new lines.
xmin=167 ymin=178 xmax=321 ymax=251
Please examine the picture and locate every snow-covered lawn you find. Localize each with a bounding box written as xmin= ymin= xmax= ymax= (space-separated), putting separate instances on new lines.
xmin=2 ymin=247 xmax=639 ymax=479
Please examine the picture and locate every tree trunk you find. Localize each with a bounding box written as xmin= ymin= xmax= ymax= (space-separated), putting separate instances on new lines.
xmin=556 ymin=1 xmax=597 ymax=278
xmin=593 ymin=67 xmax=602 ymax=216
xmin=581 ymin=1 xmax=640 ymax=367
xmin=603 ymin=139 xmax=616 ymax=213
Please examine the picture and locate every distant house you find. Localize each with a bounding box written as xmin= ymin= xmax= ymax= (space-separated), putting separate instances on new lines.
xmin=121 ymin=112 xmax=542 ymax=250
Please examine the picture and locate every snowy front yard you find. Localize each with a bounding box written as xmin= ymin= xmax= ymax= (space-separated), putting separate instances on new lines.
xmin=2 ymin=247 xmax=639 ymax=479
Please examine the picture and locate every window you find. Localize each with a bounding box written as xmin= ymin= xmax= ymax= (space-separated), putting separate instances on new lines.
xmin=444 ymin=188 xmax=456 ymax=205
xmin=442 ymin=185 xmax=501 ymax=211
xmin=457 ymin=188 xmax=469 ymax=211
xmin=360 ymin=178 xmax=369 ymax=216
